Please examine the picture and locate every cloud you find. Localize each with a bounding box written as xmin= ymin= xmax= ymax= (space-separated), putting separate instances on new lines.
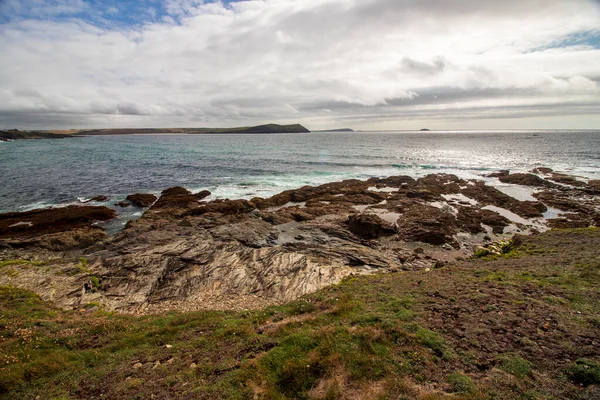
xmin=0 ymin=0 xmax=599 ymax=129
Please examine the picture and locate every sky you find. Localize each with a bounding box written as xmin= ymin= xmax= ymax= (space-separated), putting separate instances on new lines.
xmin=1 ymin=0 xmax=599 ymax=130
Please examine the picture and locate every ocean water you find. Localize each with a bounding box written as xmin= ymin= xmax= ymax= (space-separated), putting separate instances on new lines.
xmin=1 ymin=130 xmax=599 ymax=215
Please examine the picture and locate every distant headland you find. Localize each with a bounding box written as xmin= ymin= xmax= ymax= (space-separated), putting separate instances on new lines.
xmin=313 ymin=128 xmax=354 ymax=132
xmin=78 ymin=123 xmax=310 ymax=135
xmin=0 ymin=129 xmax=72 ymax=141
xmin=0 ymin=124 xmax=310 ymax=141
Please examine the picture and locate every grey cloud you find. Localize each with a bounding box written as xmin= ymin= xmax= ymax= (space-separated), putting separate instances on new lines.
xmin=400 ymin=57 xmax=447 ymax=76
xmin=1 ymin=0 xmax=600 ymax=129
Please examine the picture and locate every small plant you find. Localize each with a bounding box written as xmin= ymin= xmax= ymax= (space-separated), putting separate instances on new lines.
xmin=473 ymin=248 xmax=491 ymax=258
xmin=447 ymin=373 xmax=476 ymax=393
xmin=414 ymin=326 xmax=453 ymax=360
xmin=566 ymin=359 xmax=600 ymax=386
xmin=497 ymin=353 xmax=533 ymax=378
xmin=473 ymin=239 xmax=521 ymax=259
xmin=90 ymin=276 xmax=101 ymax=291
xmin=77 ymin=257 xmax=90 ymax=274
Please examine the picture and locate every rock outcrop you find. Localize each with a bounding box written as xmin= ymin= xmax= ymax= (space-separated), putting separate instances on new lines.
xmin=126 ymin=193 xmax=157 ymax=208
xmin=1 ymin=171 xmax=598 ymax=314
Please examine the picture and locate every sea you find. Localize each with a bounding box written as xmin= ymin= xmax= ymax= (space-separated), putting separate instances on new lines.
xmin=1 ymin=130 xmax=599 ymax=226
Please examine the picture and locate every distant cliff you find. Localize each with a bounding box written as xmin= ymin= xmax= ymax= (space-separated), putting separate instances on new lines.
xmin=313 ymin=128 xmax=354 ymax=132
xmin=0 ymin=130 xmax=72 ymax=141
xmin=79 ymin=124 xmax=310 ymax=135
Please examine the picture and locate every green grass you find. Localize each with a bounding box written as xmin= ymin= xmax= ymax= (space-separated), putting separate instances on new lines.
xmin=566 ymin=359 xmax=600 ymax=386
xmin=447 ymin=372 xmax=476 ymax=393
xmin=1 ymin=228 xmax=599 ymax=399
xmin=497 ymin=353 xmax=533 ymax=379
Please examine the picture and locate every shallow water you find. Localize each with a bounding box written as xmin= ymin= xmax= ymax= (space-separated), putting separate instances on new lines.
xmin=1 ymin=130 xmax=599 ymax=213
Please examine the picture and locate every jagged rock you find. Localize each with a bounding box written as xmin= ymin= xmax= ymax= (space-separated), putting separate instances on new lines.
xmin=346 ymin=213 xmax=397 ymax=239
xmin=498 ymin=173 xmax=548 ymax=187
xmin=588 ymin=180 xmax=600 ymax=191
xmin=531 ymin=167 xmax=553 ymax=175
xmin=5 ymin=172 xmax=595 ymax=314
xmin=547 ymin=173 xmax=587 ymax=187
xmin=82 ymin=195 xmax=109 ymax=203
xmin=149 ymin=187 xmax=212 ymax=215
xmin=126 ymin=193 xmax=157 ymax=207
xmin=486 ymin=170 xmax=510 ymax=178
xmin=189 ymin=199 xmax=256 ymax=216
xmin=0 ymin=206 xmax=115 ymax=250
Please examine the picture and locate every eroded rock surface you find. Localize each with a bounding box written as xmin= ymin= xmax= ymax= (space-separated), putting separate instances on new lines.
xmin=1 ymin=171 xmax=598 ymax=313
xmin=0 ymin=205 xmax=116 ymax=250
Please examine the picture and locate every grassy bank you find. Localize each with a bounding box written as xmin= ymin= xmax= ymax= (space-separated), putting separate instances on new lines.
xmin=1 ymin=228 xmax=599 ymax=399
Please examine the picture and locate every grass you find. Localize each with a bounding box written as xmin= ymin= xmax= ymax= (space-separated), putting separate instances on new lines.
xmin=566 ymin=359 xmax=600 ymax=386
xmin=447 ymin=372 xmax=476 ymax=393
xmin=0 ymin=228 xmax=599 ymax=399
xmin=497 ymin=353 xmax=533 ymax=379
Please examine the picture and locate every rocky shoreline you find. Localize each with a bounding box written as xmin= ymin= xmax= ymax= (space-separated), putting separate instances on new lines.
xmin=1 ymin=169 xmax=598 ymax=314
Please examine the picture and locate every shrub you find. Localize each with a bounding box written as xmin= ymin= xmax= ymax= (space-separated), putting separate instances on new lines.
xmin=497 ymin=353 xmax=533 ymax=378
xmin=566 ymin=359 xmax=600 ymax=386
xmin=447 ymin=373 xmax=476 ymax=393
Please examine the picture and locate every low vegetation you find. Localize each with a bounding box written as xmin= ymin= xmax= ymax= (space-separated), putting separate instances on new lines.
xmin=1 ymin=228 xmax=599 ymax=399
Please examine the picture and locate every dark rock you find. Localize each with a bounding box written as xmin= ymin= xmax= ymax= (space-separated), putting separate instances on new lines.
xmin=195 ymin=190 xmax=211 ymax=200
xmin=498 ymin=173 xmax=548 ymax=187
xmin=588 ymin=180 xmax=600 ymax=191
xmin=82 ymin=195 xmax=109 ymax=203
xmin=531 ymin=167 xmax=553 ymax=175
xmin=150 ymin=187 xmax=202 ymax=212
xmin=126 ymin=193 xmax=158 ymax=207
xmin=547 ymin=173 xmax=587 ymax=187
xmin=189 ymin=199 xmax=256 ymax=216
xmin=115 ymin=201 xmax=130 ymax=208
xmin=346 ymin=213 xmax=397 ymax=239
xmin=0 ymin=205 xmax=115 ymax=250
xmin=486 ymin=170 xmax=510 ymax=178
xmin=161 ymin=187 xmax=190 ymax=196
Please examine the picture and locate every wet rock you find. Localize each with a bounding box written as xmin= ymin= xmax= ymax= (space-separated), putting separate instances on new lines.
xmin=0 ymin=205 xmax=116 ymax=244
xmin=486 ymin=170 xmax=510 ymax=178
xmin=82 ymin=195 xmax=109 ymax=203
xmin=531 ymin=167 xmax=553 ymax=175
xmin=150 ymin=187 xmax=211 ymax=213
xmin=7 ymin=172 xmax=595 ymax=314
xmin=462 ymin=181 xmax=546 ymax=218
xmin=346 ymin=213 xmax=397 ymax=239
xmin=126 ymin=193 xmax=158 ymax=207
xmin=189 ymin=199 xmax=256 ymax=216
xmin=194 ymin=190 xmax=211 ymax=200
xmin=115 ymin=201 xmax=130 ymax=207
xmin=588 ymin=180 xmax=600 ymax=191
xmin=547 ymin=173 xmax=587 ymax=187
xmin=498 ymin=173 xmax=549 ymax=187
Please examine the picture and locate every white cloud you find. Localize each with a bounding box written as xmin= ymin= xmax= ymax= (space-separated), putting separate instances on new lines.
xmin=0 ymin=0 xmax=600 ymax=129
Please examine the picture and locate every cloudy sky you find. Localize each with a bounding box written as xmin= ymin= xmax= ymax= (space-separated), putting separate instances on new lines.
xmin=1 ymin=0 xmax=599 ymax=130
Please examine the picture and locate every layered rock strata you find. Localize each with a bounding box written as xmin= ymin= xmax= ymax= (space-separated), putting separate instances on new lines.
xmin=1 ymin=171 xmax=598 ymax=313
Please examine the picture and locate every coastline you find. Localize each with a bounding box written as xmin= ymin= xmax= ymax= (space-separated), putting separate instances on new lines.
xmin=1 ymin=169 xmax=599 ymax=398
xmin=1 ymin=168 xmax=598 ymax=313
